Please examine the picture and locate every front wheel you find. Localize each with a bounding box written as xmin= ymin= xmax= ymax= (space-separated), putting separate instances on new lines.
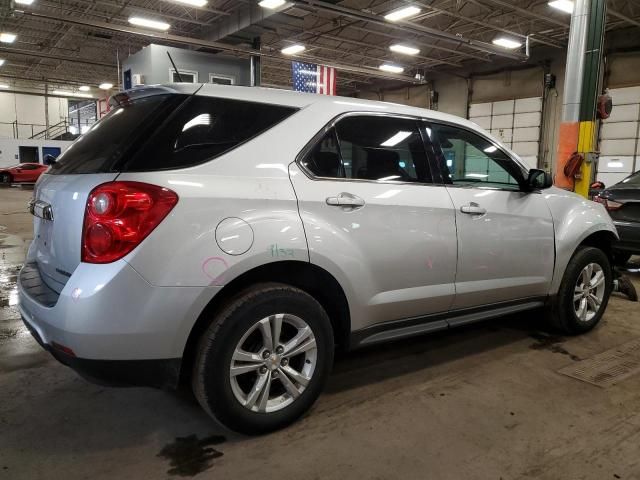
xmin=0 ymin=173 xmax=11 ymax=184
xmin=549 ymin=246 xmax=612 ymax=335
xmin=192 ymin=283 xmax=334 ymax=434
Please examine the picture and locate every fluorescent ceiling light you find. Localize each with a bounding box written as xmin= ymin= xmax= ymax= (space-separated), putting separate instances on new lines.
xmin=380 ymin=131 xmax=412 ymax=147
xmin=0 ymin=84 xmax=9 ymax=89
xmin=173 ymin=0 xmax=207 ymax=6
xmin=548 ymin=0 xmax=574 ymax=13
xmin=466 ymin=173 xmax=489 ymax=179
xmin=384 ymin=6 xmax=421 ymax=21
xmin=492 ymin=37 xmax=522 ymax=49
xmin=15 ymin=0 xmax=34 ymax=4
xmin=99 ymin=83 xmax=114 ymax=90
xmin=484 ymin=145 xmax=498 ymax=153
xmin=52 ymin=90 xmax=93 ymax=98
xmin=390 ymin=44 xmax=420 ymax=55
xmin=128 ymin=16 xmax=171 ymax=31
xmin=379 ymin=64 xmax=404 ymax=73
xmin=79 ymin=85 xmax=90 ymax=91
xmin=0 ymin=33 xmax=17 ymax=43
xmin=0 ymin=59 xmax=5 ymax=66
xmin=281 ymin=44 xmax=305 ymax=55
xmin=607 ymin=161 xmax=624 ymax=169
xmin=259 ymin=0 xmax=286 ymax=8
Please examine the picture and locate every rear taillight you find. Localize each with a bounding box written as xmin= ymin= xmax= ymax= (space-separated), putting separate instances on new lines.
xmin=594 ymin=196 xmax=623 ymax=211
xmin=82 ymin=181 xmax=178 ymax=264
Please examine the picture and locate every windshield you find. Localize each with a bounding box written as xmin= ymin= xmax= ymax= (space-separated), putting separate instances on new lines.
xmin=620 ymin=171 xmax=640 ymax=186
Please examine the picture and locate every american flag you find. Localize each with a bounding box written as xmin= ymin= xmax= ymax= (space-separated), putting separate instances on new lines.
xmin=292 ymin=61 xmax=337 ymax=95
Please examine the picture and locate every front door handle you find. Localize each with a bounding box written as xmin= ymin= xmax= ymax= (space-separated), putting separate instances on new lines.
xmin=460 ymin=202 xmax=486 ymax=215
xmin=326 ymin=192 xmax=365 ymax=209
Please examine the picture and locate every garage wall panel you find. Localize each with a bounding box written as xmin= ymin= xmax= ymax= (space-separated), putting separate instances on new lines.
xmin=514 ymin=112 xmax=542 ymax=128
xmin=600 ymin=139 xmax=637 ymax=156
xmin=492 ymin=100 xmax=514 ymax=115
xmin=608 ymin=87 xmax=640 ymax=105
xmin=469 ymin=103 xmax=492 ymax=117
xmin=599 ymin=156 xmax=635 ymax=173
xmin=513 ymin=127 xmax=540 ymax=142
xmin=491 ymin=114 xmax=514 ymax=129
xmin=515 ymin=97 xmax=542 ymax=113
xmin=605 ymin=104 xmax=639 ymax=123
xmin=601 ymin=122 xmax=638 ymax=140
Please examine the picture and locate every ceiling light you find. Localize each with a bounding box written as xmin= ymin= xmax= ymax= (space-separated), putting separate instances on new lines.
xmin=384 ymin=6 xmax=421 ymax=22
xmin=281 ymin=44 xmax=305 ymax=55
xmin=389 ymin=44 xmax=420 ymax=55
xmin=548 ymin=0 xmax=574 ymax=13
xmin=173 ymin=0 xmax=207 ymax=6
xmin=0 ymin=33 xmax=17 ymax=43
xmin=380 ymin=131 xmax=412 ymax=147
xmin=0 ymin=59 xmax=5 ymax=66
xmin=492 ymin=37 xmax=522 ymax=49
xmin=379 ymin=64 xmax=404 ymax=73
xmin=15 ymin=0 xmax=35 ymax=4
xmin=79 ymin=85 xmax=90 ymax=91
xmin=128 ymin=17 xmax=171 ymax=31
xmin=0 ymin=84 xmax=9 ymax=89
xmin=52 ymin=90 xmax=93 ymax=98
xmin=259 ymin=0 xmax=286 ymax=8
xmin=99 ymin=83 xmax=114 ymax=90
xmin=484 ymin=146 xmax=498 ymax=153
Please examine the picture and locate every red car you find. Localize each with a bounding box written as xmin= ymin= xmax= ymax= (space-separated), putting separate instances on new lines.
xmin=0 ymin=163 xmax=49 ymax=184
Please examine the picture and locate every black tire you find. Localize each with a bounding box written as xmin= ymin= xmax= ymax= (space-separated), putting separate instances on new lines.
xmin=613 ymin=251 xmax=632 ymax=267
xmin=0 ymin=173 xmax=11 ymax=184
xmin=192 ymin=283 xmax=334 ymax=435
xmin=549 ymin=246 xmax=612 ymax=335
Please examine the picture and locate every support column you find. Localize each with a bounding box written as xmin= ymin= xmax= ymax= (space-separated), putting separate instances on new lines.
xmin=555 ymin=0 xmax=606 ymax=195
xmin=250 ymin=37 xmax=261 ymax=87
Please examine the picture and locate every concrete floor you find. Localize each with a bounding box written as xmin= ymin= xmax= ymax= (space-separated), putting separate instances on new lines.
xmin=1 ymin=186 xmax=640 ymax=480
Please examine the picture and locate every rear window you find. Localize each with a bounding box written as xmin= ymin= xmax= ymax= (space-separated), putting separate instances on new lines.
xmin=121 ymin=96 xmax=297 ymax=171
xmin=49 ymin=94 xmax=177 ymax=175
xmin=49 ymin=94 xmax=298 ymax=174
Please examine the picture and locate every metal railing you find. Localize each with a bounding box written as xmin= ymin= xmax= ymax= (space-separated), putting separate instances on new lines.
xmin=30 ymin=120 xmax=72 ymax=140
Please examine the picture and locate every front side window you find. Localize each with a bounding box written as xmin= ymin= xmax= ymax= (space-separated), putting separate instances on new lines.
xmin=302 ymin=115 xmax=432 ymax=183
xmin=429 ymin=123 xmax=524 ymax=190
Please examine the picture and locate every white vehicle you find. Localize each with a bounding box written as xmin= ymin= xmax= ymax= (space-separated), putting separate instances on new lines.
xmin=19 ymin=84 xmax=617 ymax=434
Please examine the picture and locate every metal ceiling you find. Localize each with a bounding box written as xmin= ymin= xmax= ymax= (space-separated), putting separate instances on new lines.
xmin=0 ymin=0 xmax=639 ymax=95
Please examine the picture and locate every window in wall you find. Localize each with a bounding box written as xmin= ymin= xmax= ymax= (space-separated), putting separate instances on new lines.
xmin=170 ymin=69 xmax=198 ymax=83
xmin=209 ymin=74 xmax=235 ymax=85
xmin=429 ymin=123 xmax=524 ymax=190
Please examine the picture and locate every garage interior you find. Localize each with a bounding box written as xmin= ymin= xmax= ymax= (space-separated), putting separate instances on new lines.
xmin=1 ymin=0 xmax=640 ymax=478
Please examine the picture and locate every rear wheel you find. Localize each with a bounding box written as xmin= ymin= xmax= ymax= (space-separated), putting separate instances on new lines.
xmin=192 ymin=283 xmax=334 ymax=434
xmin=549 ymin=246 xmax=612 ymax=334
xmin=0 ymin=173 xmax=11 ymax=184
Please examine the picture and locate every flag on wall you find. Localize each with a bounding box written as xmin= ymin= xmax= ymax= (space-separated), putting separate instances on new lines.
xmin=292 ymin=61 xmax=337 ymax=95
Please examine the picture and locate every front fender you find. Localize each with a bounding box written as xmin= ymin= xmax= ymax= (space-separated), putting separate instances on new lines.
xmin=545 ymin=187 xmax=618 ymax=294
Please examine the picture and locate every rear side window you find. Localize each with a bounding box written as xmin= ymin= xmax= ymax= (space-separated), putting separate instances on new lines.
xmin=122 ymin=96 xmax=298 ymax=171
xmin=49 ymin=95 xmax=176 ymax=175
xmin=302 ymin=115 xmax=432 ymax=183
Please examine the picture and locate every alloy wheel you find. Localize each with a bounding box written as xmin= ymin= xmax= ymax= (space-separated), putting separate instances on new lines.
xmin=574 ymin=262 xmax=606 ymax=322
xmin=229 ymin=313 xmax=317 ymax=413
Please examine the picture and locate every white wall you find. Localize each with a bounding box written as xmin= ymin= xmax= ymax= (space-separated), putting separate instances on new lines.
xmin=0 ymin=92 xmax=69 ymax=139
xmin=0 ymin=139 xmax=72 ymax=168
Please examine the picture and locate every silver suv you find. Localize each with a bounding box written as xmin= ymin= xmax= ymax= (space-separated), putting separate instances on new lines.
xmin=19 ymin=84 xmax=617 ymax=434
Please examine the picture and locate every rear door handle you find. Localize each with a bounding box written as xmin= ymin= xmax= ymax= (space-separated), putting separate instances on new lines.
xmin=326 ymin=193 xmax=365 ymax=209
xmin=460 ymin=202 xmax=486 ymax=215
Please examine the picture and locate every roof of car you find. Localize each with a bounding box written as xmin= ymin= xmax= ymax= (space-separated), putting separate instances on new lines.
xmin=132 ymin=83 xmax=481 ymax=133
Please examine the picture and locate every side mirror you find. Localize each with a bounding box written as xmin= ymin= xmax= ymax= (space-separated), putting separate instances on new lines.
xmin=527 ymin=169 xmax=553 ymax=190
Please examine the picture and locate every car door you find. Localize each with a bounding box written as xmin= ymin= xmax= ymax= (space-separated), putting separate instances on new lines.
xmin=12 ymin=165 xmax=26 ymax=182
xmin=425 ymin=121 xmax=555 ymax=312
xmin=289 ymin=113 xmax=458 ymax=332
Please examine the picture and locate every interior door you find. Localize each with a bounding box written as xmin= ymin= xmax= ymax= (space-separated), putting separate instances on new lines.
xmin=427 ymin=121 xmax=555 ymax=310
xmin=290 ymin=114 xmax=458 ymax=330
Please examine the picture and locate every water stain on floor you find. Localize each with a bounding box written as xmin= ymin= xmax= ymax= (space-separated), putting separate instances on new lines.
xmin=529 ymin=332 xmax=581 ymax=361
xmin=157 ymin=434 xmax=226 ymax=477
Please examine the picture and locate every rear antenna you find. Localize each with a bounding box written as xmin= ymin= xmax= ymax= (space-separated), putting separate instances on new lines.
xmin=167 ymin=52 xmax=183 ymax=82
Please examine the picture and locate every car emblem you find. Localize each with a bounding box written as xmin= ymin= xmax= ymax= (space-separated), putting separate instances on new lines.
xmin=32 ymin=200 xmax=54 ymax=221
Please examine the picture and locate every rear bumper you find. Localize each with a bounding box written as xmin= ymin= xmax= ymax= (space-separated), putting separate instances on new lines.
xmin=23 ymin=316 xmax=181 ymax=388
xmin=18 ymin=259 xmax=221 ymax=387
xmin=613 ymin=220 xmax=640 ymax=254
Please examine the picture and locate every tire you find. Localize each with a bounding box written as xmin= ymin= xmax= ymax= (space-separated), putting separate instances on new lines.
xmin=549 ymin=246 xmax=612 ymax=335
xmin=0 ymin=173 xmax=11 ymax=184
xmin=192 ymin=283 xmax=334 ymax=435
xmin=613 ymin=251 xmax=632 ymax=267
